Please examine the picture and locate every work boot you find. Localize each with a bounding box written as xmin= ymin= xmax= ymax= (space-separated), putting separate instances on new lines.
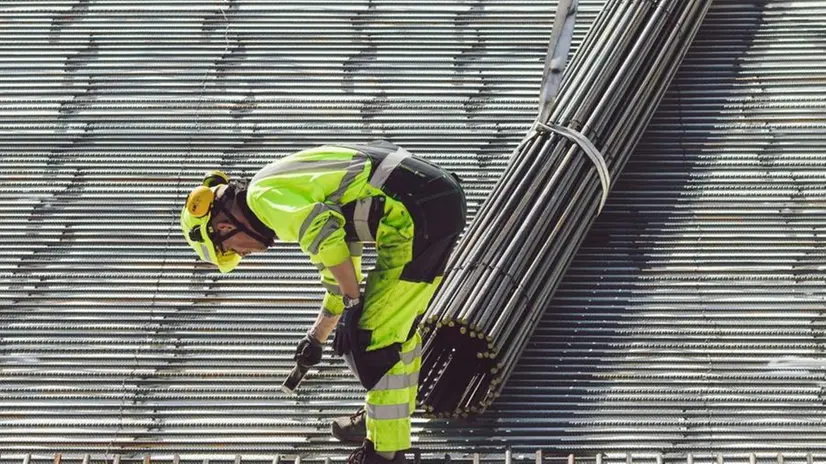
xmin=331 ymin=407 xmax=367 ymax=443
xmin=347 ymin=440 xmax=406 ymax=464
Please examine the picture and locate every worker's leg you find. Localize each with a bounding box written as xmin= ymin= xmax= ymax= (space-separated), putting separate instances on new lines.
xmin=347 ymin=196 xmax=424 ymax=453
xmin=358 ymin=264 xmax=434 ymax=452
xmin=350 ymin=172 xmax=466 ymax=454
xmin=404 ymin=331 xmax=422 ymax=425
xmin=360 ymin=220 xmax=458 ymax=453
xmin=363 ymin=330 xmax=421 ymax=452
xmin=334 ymin=250 xmax=434 ymax=446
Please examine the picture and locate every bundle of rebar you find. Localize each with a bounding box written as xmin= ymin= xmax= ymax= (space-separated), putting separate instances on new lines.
xmin=418 ymin=0 xmax=712 ymax=416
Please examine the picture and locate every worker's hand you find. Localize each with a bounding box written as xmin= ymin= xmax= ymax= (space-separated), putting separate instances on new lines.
xmin=333 ymin=296 xmax=363 ymax=356
xmin=294 ymin=333 xmax=323 ymax=367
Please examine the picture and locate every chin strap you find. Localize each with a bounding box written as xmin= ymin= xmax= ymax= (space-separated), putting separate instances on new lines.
xmin=212 ymin=182 xmax=276 ymax=249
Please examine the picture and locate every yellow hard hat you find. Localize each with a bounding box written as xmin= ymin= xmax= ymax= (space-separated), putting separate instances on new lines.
xmin=180 ymin=171 xmax=242 ymax=273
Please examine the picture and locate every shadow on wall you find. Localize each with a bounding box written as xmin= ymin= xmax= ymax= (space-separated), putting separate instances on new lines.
xmin=431 ymin=1 xmax=826 ymax=455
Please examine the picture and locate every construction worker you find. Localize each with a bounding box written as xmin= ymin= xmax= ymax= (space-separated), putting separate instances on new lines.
xmin=180 ymin=140 xmax=467 ymax=464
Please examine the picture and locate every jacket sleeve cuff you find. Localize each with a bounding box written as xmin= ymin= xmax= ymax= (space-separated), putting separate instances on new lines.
xmin=317 ymin=239 xmax=351 ymax=268
xmin=322 ymin=292 xmax=345 ymax=316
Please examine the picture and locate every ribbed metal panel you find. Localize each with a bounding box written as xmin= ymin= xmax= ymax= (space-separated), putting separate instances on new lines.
xmin=497 ymin=1 xmax=826 ymax=453
xmin=2 ymin=0 xmax=826 ymax=458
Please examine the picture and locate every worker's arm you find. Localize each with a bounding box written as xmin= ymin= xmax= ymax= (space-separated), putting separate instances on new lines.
xmin=308 ymin=258 xmax=360 ymax=343
xmin=308 ymin=311 xmax=340 ymax=343
xmin=328 ymin=258 xmax=361 ymax=299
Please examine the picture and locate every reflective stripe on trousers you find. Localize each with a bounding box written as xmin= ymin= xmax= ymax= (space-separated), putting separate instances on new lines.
xmin=344 ymin=331 xmax=422 ymax=453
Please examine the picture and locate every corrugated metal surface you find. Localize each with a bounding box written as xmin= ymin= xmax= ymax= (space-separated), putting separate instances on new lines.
xmin=500 ymin=1 xmax=826 ymax=452
xmin=2 ymin=0 xmax=826 ymax=459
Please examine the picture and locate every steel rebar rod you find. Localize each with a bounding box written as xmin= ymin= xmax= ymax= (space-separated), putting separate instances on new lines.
xmin=418 ymin=0 xmax=713 ymax=416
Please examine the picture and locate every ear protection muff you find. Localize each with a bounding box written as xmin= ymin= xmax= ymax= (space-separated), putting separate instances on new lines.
xmin=183 ymin=170 xmax=235 ymax=245
xmin=184 ymin=171 xmax=230 ymax=219
xmin=203 ymin=170 xmax=229 ymax=188
xmin=186 ymin=185 xmax=215 ymax=219
xmin=183 ymin=170 xmax=271 ymax=252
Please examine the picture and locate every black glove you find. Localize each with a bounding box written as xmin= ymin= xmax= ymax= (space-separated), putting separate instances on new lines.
xmin=294 ymin=333 xmax=323 ymax=367
xmin=333 ymin=295 xmax=363 ymax=356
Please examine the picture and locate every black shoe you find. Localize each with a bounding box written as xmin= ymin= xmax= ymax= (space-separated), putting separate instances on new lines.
xmin=332 ymin=407 xmax=367 ymax=443
xmin=347 ymin=440 xmax=406 ymax=464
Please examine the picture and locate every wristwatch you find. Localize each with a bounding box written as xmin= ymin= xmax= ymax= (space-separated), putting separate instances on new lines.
xmin=342 ymin=295 xmax=361 ymax=310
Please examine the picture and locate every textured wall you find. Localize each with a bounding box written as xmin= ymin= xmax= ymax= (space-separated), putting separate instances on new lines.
xmin=2 ymin=0 xmax=826 ymax=459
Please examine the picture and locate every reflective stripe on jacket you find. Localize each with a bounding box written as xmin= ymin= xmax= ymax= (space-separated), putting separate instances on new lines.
xmin=245 ymin=141 xmax=407 ymax=314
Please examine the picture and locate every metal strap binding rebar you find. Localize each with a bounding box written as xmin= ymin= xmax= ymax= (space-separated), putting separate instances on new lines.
xmin=531 ymin=120 xmax=610 ymax=213
xmin=417 ymin=0 xmax=714 ymax=416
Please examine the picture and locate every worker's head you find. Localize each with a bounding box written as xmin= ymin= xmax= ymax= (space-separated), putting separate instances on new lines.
xmin=180 ymin=171 xmax=270 ymax=272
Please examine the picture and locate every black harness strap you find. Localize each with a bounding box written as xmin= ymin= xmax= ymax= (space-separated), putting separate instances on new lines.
xmin=211 ymin=183 xmax=276 ymax=250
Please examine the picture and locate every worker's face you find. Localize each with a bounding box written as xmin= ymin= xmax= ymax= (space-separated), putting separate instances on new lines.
xmin=209 ymin=185 xmax=269 ymax=257
xmin=212 ymin=220 xmax=269 ymax=257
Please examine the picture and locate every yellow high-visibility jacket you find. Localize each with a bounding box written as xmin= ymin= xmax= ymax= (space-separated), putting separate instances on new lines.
xmin=246 ymin=141 xmax=414 ymax=317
